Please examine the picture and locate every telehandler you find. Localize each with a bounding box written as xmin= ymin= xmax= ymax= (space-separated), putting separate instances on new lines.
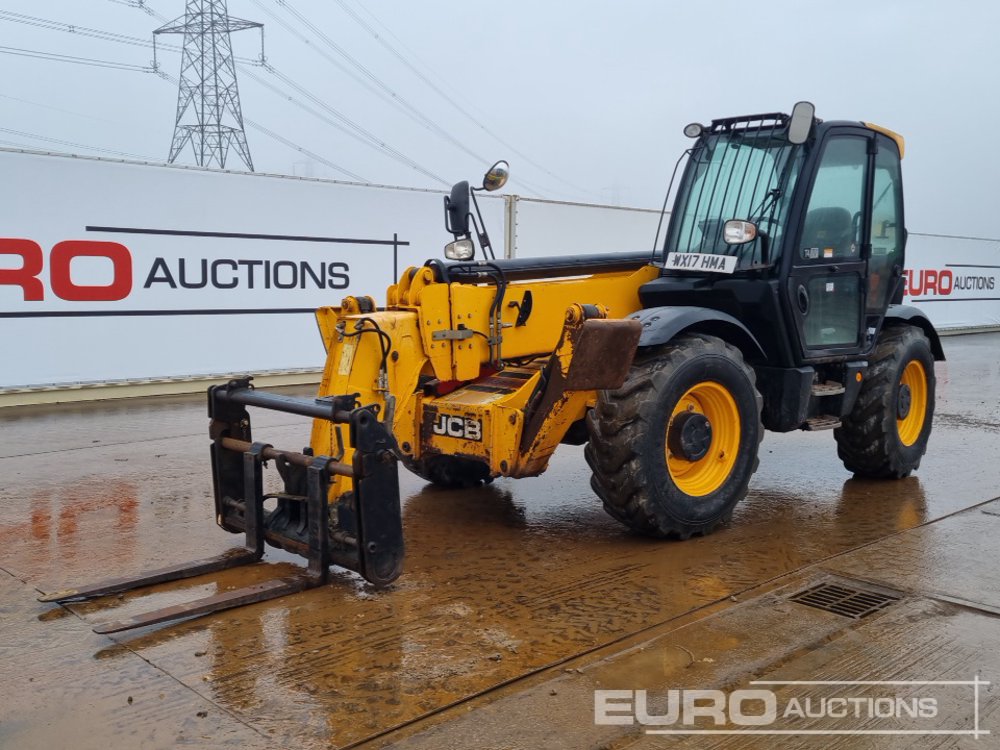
xmin=42 ymin=102 xmax=942 ymax=633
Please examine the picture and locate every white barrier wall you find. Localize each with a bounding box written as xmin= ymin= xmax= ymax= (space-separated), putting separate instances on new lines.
xmin=509 ymin=197 xmax=662 ymax=259
xmin=2 ymin=149 xmax=998 ymax=390
xmin=0 ymin=149 xmax=500 ymax=388
xmin=903 ymin=233 xmax=1000 ymax=329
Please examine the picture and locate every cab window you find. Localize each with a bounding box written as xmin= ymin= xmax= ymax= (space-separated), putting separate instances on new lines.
xmin=868 ymin=137 xmax=904 ymax=312
xmin=799 ymin=137 xmax=867 ymax=262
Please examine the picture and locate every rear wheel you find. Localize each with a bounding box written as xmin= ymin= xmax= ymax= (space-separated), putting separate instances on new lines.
xmin=835 ymin=325 xmax=935 ymax=478
xmin=585 ymin=334 xmax=763 ymax=538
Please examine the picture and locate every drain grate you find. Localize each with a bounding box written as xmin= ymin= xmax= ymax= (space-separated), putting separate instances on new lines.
xmin=790 ymin=582 xmax=900 ymax=619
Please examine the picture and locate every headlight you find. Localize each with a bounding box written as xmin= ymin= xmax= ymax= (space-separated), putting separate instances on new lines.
xmin=444 ymin=238 xmax=475 ymax=260
xmin=723 ymin=220 xmax=758 ymax=245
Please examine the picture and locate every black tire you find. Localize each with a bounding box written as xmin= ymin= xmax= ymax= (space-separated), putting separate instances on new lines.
xmin=835 ymin=325 xmax=935 ymax=478
xmin=585 ymin=334 xmax=763 ymax=539
xmin=403 ymin=455 xmax=494 ymax=489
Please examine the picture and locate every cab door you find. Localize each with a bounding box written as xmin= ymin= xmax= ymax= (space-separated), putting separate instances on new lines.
xmin=866 ymin=134 xmax=906 ymax=316
xmin=786 ymin=132 xmax=871 ymax=359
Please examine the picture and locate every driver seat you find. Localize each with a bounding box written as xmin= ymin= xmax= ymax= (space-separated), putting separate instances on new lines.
xmin=802 ymin=206 xmax=853 ymax=257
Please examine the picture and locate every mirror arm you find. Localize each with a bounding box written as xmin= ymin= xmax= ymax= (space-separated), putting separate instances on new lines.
xmin=469 ymin=188 xmax=496 ymax=260
xmin=443 ymin=195 xmax=466 ymax=238
xmin=443 ymin=195 xmax=455 ymax=235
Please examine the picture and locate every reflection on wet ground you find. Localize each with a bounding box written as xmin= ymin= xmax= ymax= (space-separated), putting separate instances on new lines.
xmin=0 ymin=333 xmax=998 ymax=749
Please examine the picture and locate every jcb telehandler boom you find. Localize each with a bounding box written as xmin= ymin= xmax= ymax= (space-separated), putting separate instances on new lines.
xmin=43 ymin=102 xmax=943 ymax=633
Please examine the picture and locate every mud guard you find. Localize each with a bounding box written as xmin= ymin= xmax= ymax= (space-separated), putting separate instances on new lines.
xmin=630 ymin=306 xmax=767 ymax=361
xmin=883 ymin=305 xmax=946 ymax=361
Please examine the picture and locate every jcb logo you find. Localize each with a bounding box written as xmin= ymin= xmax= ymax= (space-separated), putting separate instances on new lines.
xmin=0 ymin=238 xmax=133 ymax=301
xmin=431 ymin=413 xmax=483 ymax=441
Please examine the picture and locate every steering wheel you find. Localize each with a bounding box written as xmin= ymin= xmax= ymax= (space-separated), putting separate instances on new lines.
xmin=851 ymin=210 xmax=863 ymax=238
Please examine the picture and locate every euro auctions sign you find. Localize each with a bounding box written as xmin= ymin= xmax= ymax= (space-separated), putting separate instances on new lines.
xmin=0 ymin=240 xmax=133 ymax=302
xmin=594 ymin=678 xmax=990 ymax=738
xmin=0 ymin=233 xmax=368 ymax=306
xmin=0 ymin=220 xmax=396 ymax=387
xmin=903 ymin=233 xmax=1000 ymax=330
xmin=0 ymin=149 xmax=503 ymax=388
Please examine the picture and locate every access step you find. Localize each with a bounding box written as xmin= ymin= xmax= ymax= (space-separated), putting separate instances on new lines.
xmin=804 ymin=415 xmax=842 ymax=431
xmin=811 ymin=381 xmax=846 ymax=397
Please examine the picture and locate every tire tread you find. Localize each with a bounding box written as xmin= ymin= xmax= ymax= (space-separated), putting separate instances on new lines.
xmin=585 ymin=334 xmax=763 ymax=538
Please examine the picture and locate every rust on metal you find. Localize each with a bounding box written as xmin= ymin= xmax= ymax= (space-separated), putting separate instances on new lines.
xmin=37 ymin=548 xmax=261 ymax=603
xmin=92 ymin=577 xmax=310 ymax=634
xmin=218 ymin=437 xmax=353 ymax=477
xmin=563 ymin=318 xmax=642 ymax=391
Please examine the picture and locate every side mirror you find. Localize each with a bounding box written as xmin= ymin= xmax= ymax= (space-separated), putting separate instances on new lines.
xmin=481 ymin=160 xmax=509 ymax=192
xmin=444 ymin=180 xmax=471 ymax=237
xmin=442 ymin=161 xmax=508 ymax=262
xmin=787 ymin=101 xmax=815 ymax=145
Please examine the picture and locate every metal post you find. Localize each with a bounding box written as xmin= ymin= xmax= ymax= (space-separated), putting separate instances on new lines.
xmin=504 ymin=194 xmax=519 ymax=259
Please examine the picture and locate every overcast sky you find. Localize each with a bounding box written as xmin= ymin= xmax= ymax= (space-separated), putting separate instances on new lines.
xmin=1 ymin=0 xmax=998 ymax=239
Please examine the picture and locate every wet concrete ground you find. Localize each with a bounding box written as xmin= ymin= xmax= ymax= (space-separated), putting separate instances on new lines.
xmin=1 ymin=333 xmax=998 ymax=749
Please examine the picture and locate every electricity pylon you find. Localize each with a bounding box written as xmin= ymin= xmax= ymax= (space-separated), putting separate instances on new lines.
xmin=155 ymin=1 xmax=262 ymax=170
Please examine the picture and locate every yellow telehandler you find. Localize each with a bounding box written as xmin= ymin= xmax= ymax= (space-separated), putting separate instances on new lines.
xmin=42 ymin=102 xmax=943 ymax=632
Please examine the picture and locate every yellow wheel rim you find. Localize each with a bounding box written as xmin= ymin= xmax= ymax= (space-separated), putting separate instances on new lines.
xmin=897 ymin=359 xmax=928 ymax=447
xmin=666 ymin=381 xmax=741 ymax=497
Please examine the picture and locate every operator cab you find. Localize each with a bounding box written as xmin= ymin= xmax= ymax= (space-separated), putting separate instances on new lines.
xmin=641 ymin=101 xmax=909 ymax=368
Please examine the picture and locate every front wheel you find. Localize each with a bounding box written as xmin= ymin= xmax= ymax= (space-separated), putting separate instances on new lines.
xmin=585 ymin=334 xmax=763 ymax=539
xmin=835 ymin=325 xmax=936 ymax=478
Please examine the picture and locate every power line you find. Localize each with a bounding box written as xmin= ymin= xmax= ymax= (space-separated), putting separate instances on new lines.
xmin=4 ymin=5 xmax=524 ymax=192
xmin=0 ymin=126 xmax=155 ymax=160
xmin=244 ymin=120 xmax=367 ymax=182
xmin=246 ymin=0 xmax=387 ymax=99
xmin=332 ymin=0 xmax=605 ymax=202
xmin=3 ymin=4 xmax=451 ymax=180
xmin=0 ymin=9 xmax=259 ymax=65
xmin=1 ymin=41 xmax=362 ymax=179
xmin=245 ymin=63 xmax=450 ymax=186
xmin=155 ymin=69 xmax=368 ymax=182
xmin=0 ymin=9 xmax=153 ymax=49
xmin=238 ymin=66 xmax=371 ymax=149
xmin=257 ymin=1 xmax=544 ymax=198
xmin=106 ymin=0 xmax=169 ymax=23
xmin=329 ymin=1 xmax=497 ymax=141
xmin=247 ymin=0 xmax=443 ymax=128
xmin=0 ymin=92 xmax=118 ymax=124
xmin=3 ymin=4 xmax=526 ymax=193
xmin=258 ymin=2 xmax=492 ymax=169
xmin=248 ymin=0 xmax=479 ymax=184
xmin=4 ymin=1 xmax=591 ymax=199
xmin=0 ymin=45 xmax=152 ymax=72
xmin=4 ymin=7 xmax=446 ymax=186
xmin=0 ymin=138 xmax=35 ymax=150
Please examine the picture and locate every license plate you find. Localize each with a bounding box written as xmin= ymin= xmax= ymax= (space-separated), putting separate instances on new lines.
xmin=665 ymin=252 xmax=738 ymax=274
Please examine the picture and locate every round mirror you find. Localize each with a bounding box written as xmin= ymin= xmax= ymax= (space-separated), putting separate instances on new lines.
xmin=683 ymin=122 xmax=704 ymax=139
xmin=482 ymin=160 xmax=510 ymax=192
